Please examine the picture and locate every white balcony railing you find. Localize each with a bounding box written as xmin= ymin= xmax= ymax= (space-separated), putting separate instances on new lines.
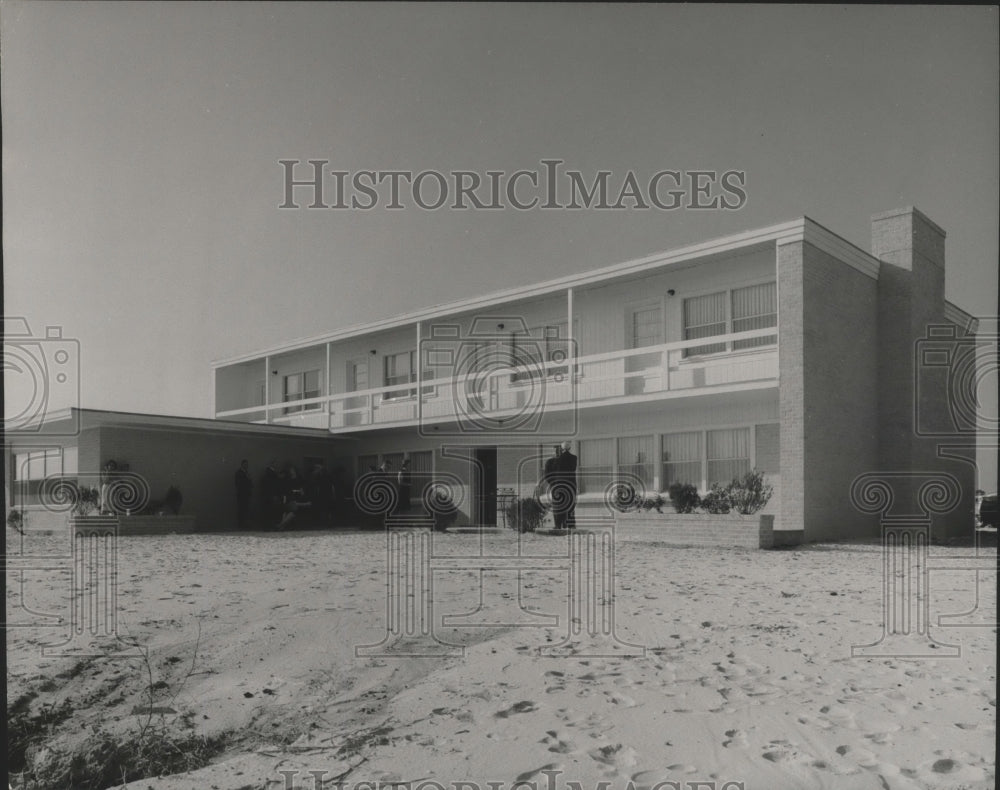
xmin=215 ymin=327 xmax=778 ymax=430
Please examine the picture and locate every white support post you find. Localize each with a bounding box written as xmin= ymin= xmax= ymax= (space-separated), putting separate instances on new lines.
xmin=567 ymin=287 xmax=575 ymax=378
xmin=415 ymin=322 xmax=422 ymax=419
xmin=264 ymin=356 xmax=271 ymax=424
xmin=325 ymin=342 xmax=332 ymax=429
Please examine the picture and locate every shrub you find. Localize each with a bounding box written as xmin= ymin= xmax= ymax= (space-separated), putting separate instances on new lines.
xmin=700 ymin=483 xmax=731 ymax=514
xmin=7 ymin=509 xmax=25 ymax=533
xmin=667 ymin=483 xmax=701 ymax=514
xmin=640 ymin=494 xmax=667 ymax=513
xmin=506 ymin=497 xmax=547 ymax=533
xmin=727 ymin=469 xmax=773 ymax=515
xmin=72 ymin=486 xmax=101 ymax=516
xmin=163 ymin=486 xmax=183 ymax=515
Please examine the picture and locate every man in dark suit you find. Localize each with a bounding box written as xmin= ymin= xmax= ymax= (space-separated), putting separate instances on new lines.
xmin=538 ymin=445 xmax=563 ymax=526
xmin=556 ymin=440 xmax=578 ymax=530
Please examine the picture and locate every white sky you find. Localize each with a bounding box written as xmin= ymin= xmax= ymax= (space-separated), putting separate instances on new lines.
xmin=3 ymin=3 xmax=998 ymax=486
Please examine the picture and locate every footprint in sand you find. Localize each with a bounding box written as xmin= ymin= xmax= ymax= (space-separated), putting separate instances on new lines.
xmin=762 ymin=740 xmax=801 ymax=763
xmin=495 ymin=700 xmax=539 ymax=718
xmin=514 ymin=763 xmax=563 ymax=782
xmin=722 ymin=729 xmax=749 ymax=749
xmin=588 ymin=743 xmax=639 ymax=772
xmin=540 ymin=730 xmax=578 ymax=755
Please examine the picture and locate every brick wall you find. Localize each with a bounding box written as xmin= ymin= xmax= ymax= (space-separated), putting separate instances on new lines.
xmin=616 ymin=513 xmax=774 ymax=549
xmin=778 ymin=239 xmax=881 ymax=541
xmin=801 ymin=242 xmax=881 ymax=540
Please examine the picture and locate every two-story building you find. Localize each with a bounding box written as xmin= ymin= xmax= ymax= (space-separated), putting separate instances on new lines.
xmin=212 ymin=207 xmax=980 ymax=541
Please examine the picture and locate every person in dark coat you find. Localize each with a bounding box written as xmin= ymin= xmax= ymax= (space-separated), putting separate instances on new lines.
xmin=555 ymin=440 xmax=578 ymax=530
xmin=538 ymin=445 xmax=563 ymax=527
xmin=235 ymin=459 xmax=253 ymax=529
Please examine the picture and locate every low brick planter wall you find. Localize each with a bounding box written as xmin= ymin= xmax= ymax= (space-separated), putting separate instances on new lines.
xmin=615 ymin=512 xmax=774 ymax=549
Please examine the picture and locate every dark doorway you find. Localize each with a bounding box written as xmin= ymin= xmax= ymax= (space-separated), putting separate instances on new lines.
xmin=473 ymin=446 xmax=498 ymax=526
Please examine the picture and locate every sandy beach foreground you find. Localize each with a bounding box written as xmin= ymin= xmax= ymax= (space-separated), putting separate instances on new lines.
xmin=6 ymin=528 xmax=996 ymax=790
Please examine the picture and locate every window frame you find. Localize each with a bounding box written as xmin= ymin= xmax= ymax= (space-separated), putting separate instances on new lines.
xmin=679 ymin=280 xmax=777 ymax=359
xmin=660 ymin=424 xmax=768 ymax=492
xmin=383 ymin=350 xmax=435 ymax=401
xmin=282 ymin=368 xmax=322 ymax=414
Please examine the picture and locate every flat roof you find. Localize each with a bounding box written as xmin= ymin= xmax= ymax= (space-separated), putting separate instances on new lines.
xmin=5 ymin=407 xmax=352 ymax=447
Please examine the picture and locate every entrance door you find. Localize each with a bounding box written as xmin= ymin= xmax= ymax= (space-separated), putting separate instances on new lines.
xmin=473 ymin=446 xmax=499 ymax=526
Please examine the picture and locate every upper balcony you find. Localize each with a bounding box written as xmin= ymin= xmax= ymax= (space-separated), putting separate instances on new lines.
xmin=214 ymin=326 xmax=778 ymax=433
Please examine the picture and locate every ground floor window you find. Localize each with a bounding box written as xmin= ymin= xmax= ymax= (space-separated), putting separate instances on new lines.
xmin=661 ymin=426 xmax=757 ymax=492
xmin=12 ymin=448 xmax=77 ymax=506
xmin=618 ymin=435 xmax=655 ymax=488
xmin=661 ymin=431 xmax=703 ymax=489
xmin=578 ymin=438 xmax=615 ymax=494
xmin=577 ymin=435 xmax=657 ymax=493
xmin=706 ymin=427 xmax=751 ymax=485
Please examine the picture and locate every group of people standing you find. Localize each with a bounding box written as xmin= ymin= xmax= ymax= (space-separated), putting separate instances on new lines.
xmin=234 ymin=459 xmax=340 ymax=530
xmin=537 ymin=440 xmax=578 ymax=530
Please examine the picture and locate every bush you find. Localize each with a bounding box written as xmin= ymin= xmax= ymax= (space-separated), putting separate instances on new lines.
xmin=7 ymin=509 xmax=25 ymax=533
xmin=640 ymin=494 xmax=667 ymax=513
xmin=506 ymin=497 xmax=547 ymax=533
xmin=72 ymin=486 xmax=101 ymax=516
xmin=727 ymin=469 xmax=773 ymax=515
xmin=163 ymin=486 xmax=183 ymax=515
xmin=700 ymin=483 xmax=731 ymax=514
xmin=667 ymin=483 xmax=700 ymax=514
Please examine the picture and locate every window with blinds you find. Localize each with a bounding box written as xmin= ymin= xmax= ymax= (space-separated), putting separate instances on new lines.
xmin=682 ymin=282 xmax=777 ymax=357
xmin=579 ymin=438 xmax=615 ymax=494
xmin=683 ymin=292 xmax=727 ymax=356
xmin=707 ymin=427 xmax=751 ymax=485
xmin=661 ymin=432 xmax=703 ymax=489
xmin=618 ymin=435 xmax=655 ymax=487
xmin=732 ymin=283 xmax=777 ymax=350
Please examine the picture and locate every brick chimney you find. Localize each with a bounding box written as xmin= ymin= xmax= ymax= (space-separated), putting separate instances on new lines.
xmin=872 ymin=208 xmax=973 ymax=537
